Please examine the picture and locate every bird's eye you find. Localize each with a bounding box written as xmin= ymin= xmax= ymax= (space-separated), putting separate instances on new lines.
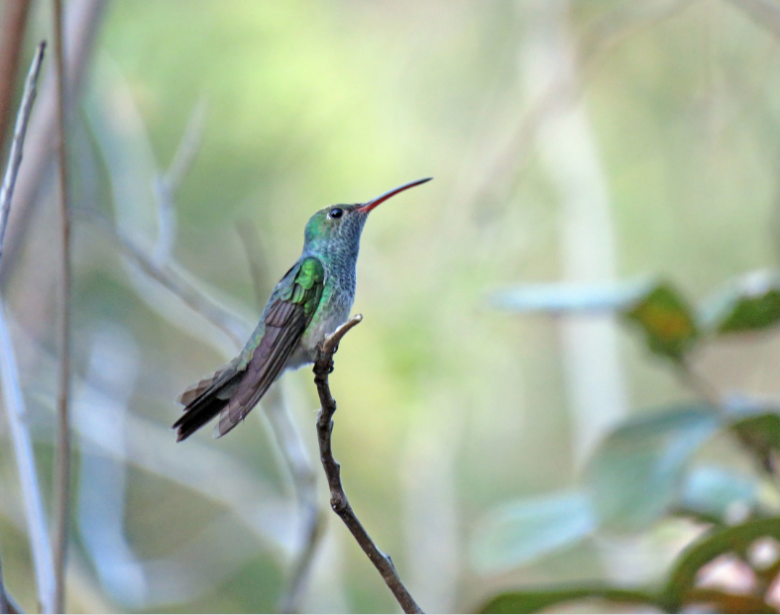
xmin=328 ymin=207 xmax=343 ymax=219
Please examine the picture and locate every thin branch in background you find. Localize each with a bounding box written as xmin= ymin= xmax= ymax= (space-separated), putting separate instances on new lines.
xmin=235 ymin=220 xmax=326 ymax=613
xmin=0 ymin=41 xmax=51 ymax=614
xmin=456 ymin=0 xmax=692 ymax=223
xmin=0 ymin=302 xmax=53 ymax=613
xmin=0 ymin=553 xmax=22 ymax=614
xmin=265 ymin=385 xmax=326 ymax=614
xmin=82 ymin=73 xmax=250 ymax=350
xmin=235 ymin=220 xmax=272 ymax=309
xmin=0 ymin=305 xmax=294 ymax=608
xmin=0 ymin=42 xmax=46 ymax=262
xmin=52 ymin=0 xmax=72 ymax=610
xmin=0 ymin=0 xmax=105 ymax=283
xmin=0 ymin=555 xmax=6 ymax=615
xmin=677 ymin=360 xmax=723 ymax=410
xmin=0 ymin=0 xmax=32 ymax=150
xmin=313 ymin=315 xmax=424 ymax=614
xmin=152 ymin=97 xmax=207 ymax=264
xmin=84 ymin=91 xmax=325 ymax=607
xmin=83 ymin=209 xmax=247 ymax=349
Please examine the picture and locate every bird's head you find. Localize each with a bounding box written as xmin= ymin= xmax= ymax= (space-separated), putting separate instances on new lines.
xmin=303 ymin=177 xmax=432 ymax=255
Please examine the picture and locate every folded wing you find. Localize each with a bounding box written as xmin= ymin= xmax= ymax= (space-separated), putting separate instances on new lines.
xmin=173 ymin=256 xmax=325 ymax=441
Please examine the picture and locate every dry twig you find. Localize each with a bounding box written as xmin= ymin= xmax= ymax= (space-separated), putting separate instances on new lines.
xmin=0 ymin=42 xmax=45 ymax=262
xmin=0 ymin=0 xmax=105 ymax=281
xmin=313 ymin=314 xmax=424 ymax=614
xmin=0 ymin=304 xmax=48 ymax=614
xmin=152 ymin=98 xmax=207 ymax=264
xmin=84 ymin=209 xmax=247 ymax=349
xmin=0 ymin=41 xmax=51 ymax=614
xmin=52 ymin=0 xmax=72 ymax=610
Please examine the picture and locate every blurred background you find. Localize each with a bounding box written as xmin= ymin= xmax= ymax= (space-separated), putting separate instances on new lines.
xmin=2 ymin=0 xmax=780 ymax=612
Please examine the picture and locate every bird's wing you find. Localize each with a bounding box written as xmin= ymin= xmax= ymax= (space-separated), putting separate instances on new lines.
xmin=216 ymin=256 xmax=325 ymax=437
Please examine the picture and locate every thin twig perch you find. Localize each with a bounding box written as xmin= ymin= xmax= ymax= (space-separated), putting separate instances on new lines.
xmin=313 ymin=314 xmax=424 ymax=614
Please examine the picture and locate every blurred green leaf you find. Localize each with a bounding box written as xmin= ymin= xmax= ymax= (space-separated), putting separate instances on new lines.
xmin=678 ymin=465 xmax=758 ymax=523
xmin=700 ymin=271 xmax=780 ymax=334
xmin=662 ymin=517 xmax=780 ymax=612
xmin=471 ymin=490 xmax=595 ymax=574
xmin=584 ymin=406 xmax=719 ymax=532
xmin=478 ymin=586 xmax=660 ymax=614
xmin=491 ymin=279 xmax=653 ymax=313
xmin=622 ymin=282 xmax=698 ymax=360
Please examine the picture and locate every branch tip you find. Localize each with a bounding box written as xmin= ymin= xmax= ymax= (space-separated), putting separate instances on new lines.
xmin=322 ymin=313 xmax=363 ymax=356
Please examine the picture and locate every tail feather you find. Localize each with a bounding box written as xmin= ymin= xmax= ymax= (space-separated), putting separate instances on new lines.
xmin=173 ymin=393 xmax=228 ymax=441
xmin=174 ymin=363 xmax=243 ymax=441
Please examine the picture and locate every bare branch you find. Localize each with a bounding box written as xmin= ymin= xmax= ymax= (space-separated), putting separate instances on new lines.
xmin=159 ymin=97 xmax=207 ymax=196
xmin=676 ymin=360 xmax=723 ymax=410
xmin=0 ymin=40 xmax=52 ymax=614
xmin=0 ymin=0 xmax=32 ymax=149
xmin=0 ymin=0 xmax=105 ymax=281
xmin=152 ymin=98 xmax=207 ymax=264
xmin=313 ymin=315 xmax=423 ymax=614
xmin=84 ymin=209 xmax=247 ymax=349
xmin=235 ymin=220 xmax=273 ymax=309
xmin=0 ymin=42 xmax=45 ymax=264
xmin=0 ymin=302 xmax=54 ymax=612
xmin=321 ymin=314 xmax=363 ymax=355
xmin=52 ymin=0 xmax=72 ymax=610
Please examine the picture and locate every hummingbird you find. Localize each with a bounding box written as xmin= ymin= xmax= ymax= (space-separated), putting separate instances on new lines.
xmin=174 ymin=177 xmax=432 ymax=441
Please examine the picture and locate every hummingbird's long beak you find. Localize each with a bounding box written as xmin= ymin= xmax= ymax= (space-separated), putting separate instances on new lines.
xmin=356 ymin=177 xmax=432 ymax=214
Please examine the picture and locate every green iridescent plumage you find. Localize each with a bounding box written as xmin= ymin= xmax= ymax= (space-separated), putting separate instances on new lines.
xmin=174 ymin=178 xmax=431 ymax=441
